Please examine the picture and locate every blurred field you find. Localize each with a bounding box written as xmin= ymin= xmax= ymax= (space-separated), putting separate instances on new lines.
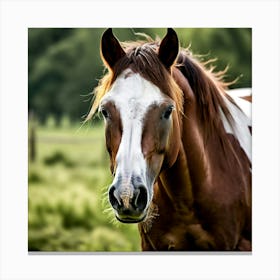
xmin=28 ymin=118 xmax=141 ymax=252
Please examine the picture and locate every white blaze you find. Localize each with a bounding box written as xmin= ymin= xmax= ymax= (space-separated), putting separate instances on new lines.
xmin=100 ymin=69 xmax=164 ymax=189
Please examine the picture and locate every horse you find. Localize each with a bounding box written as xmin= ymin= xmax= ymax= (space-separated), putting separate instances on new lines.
xmin=87 ymin=28 xmax=252 ymax=251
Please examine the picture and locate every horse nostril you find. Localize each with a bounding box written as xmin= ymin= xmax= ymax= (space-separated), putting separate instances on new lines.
xmin=109 ymin=186 xmax=122 ymax=210
xmin=133 ymin=186 xmax=148 ymax=212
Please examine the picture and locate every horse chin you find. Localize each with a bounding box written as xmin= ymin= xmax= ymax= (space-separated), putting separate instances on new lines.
xmin=115 ymin=214 xmax=147 ymax=224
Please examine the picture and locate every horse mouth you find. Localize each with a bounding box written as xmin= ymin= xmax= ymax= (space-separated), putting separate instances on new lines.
xmin=115 ymin=214 xmax=147 ymax=224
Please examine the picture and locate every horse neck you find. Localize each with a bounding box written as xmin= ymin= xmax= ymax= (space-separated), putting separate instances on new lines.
xmin=181 ymin=104 xmax=211 ymax=192
xmin=158 ymin=142 xmax=194 ymax=211
xmin=172 ymin=68 xmax=211 ymax=190
xmin=157 ymin=129 xmax=211 ymax=214
xmin=156 ymin=67 xmax=225 ymax=211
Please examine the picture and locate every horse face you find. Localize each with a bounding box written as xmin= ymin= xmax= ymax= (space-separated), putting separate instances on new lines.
xmin=98 ymin=28 xmax=180 ymax=223
xmin=100 ymin=70 xmax=175 ymax=223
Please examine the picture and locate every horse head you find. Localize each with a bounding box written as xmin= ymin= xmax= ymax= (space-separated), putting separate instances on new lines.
xmin=99 ymin=28 xmax=181 ymax=223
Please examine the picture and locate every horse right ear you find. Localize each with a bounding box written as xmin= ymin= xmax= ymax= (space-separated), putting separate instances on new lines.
xmin=158 ymin=28 xmax=179 ymax=70
xmin=101 ymin=28 xmax=126 ymax=70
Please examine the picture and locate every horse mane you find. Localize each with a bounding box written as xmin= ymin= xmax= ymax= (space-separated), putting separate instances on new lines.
xmin=87 ymin=34 xmax=236 ymax=141
xmin=176 ymin=50 xmax=236 ymax=140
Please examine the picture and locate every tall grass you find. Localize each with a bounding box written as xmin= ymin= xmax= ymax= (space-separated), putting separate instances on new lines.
xmin=28 ymin=121 xmax=140 ymax=251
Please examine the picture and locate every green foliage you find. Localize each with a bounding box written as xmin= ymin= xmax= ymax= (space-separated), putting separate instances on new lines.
xmin=28 ymin=28 xmax=251 ymax=123
xmin=28 ymin=124 xmax=141 ymax=252
xmin=43 ymin=151 xmax=75 ymax=167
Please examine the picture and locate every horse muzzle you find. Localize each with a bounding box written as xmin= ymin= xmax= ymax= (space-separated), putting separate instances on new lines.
xmin=108 ymin=177 xmax=149 ymax=223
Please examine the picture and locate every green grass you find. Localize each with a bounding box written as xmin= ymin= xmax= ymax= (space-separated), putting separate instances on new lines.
xmin=28 ymin=122 xmax=141 ymax=252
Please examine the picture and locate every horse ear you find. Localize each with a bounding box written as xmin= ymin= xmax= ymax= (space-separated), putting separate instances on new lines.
xmin=158 ymin=28 xmax=179 ymax=69
xmin=101 ymin=28 xmax=126 ymax=69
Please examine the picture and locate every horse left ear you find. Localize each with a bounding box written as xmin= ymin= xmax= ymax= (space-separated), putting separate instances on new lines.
xmin=158 ymin=28 xmax=179 ymax=69
xmin=101 ymin=28 xmax=126 ymax=70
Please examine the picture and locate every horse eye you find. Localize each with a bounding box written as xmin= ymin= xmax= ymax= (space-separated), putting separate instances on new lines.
xmin=101 ymin=108 xmax=109 ymax=119
xmin=162 ymin=105 xmax=174 ymax=119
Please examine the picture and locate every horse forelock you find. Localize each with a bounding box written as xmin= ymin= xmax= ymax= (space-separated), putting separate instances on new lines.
xmin=86 ymin=38 xmax=183 ymax=122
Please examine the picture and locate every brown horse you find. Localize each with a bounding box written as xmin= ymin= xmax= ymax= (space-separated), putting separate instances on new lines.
xmin=87 ymin=28 xmax=251 ymax=251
